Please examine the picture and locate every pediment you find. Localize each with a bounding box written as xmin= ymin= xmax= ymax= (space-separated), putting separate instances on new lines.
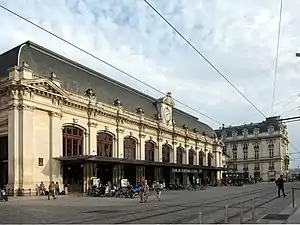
xmin=21 ymin=78 xmax=68 ymax=98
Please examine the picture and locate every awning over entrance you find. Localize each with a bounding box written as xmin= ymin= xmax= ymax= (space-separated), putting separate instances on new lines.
xmin=54 ymin=155 xmax=223 ymax=171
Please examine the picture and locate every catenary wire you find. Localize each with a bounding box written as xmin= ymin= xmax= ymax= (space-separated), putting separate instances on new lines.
xmin=0 ymin=3 xmax=223 ymax=125
xmin=264 ymin=92 xmax=300 ymax=113
xmin=271 ymin=0 xmax=283 ymax=114
xmin=143 ymin=0 xmax=300 ymax=156
xmin=143 ymin=0 xmax=266 ymax=119
xmin=273 ymin=94 xmax=300 ymax=116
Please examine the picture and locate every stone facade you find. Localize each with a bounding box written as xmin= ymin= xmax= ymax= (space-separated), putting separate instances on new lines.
xmin=0 ymin=42 xmax=224 ymax=193
xmin=215 ymin=117 xmax=289 ymax=181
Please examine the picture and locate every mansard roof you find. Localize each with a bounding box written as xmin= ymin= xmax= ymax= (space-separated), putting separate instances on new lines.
xmin=214 ymin=116 xmax=283 ymax=138
xmin=0 ymin=41 xmax=216 ymax=137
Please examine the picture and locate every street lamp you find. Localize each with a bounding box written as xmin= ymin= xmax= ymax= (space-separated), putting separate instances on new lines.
xmin=296 ymin=53 xmax=300 ymax=57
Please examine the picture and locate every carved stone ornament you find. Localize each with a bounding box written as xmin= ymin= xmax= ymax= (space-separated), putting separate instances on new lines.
xmin=88 ymin=122 xmax=98 ymax=128
xmin=150 ymin=136 xmax=153 ymax=140
xmin=182 ymin=124 xmax=188 ymax=130
xmin=84 ymin=88 xmax=96 ymax=99
xmin=129 ymin=132 xmax=133 ymax=136
xmin=73 ymin=118 xmax=78 ymax=124
xmin=163 ymin=92 xmax=175 ymax=107
xmin=18 ymin=104 xmax=35 ymax=111
xmin=113 ymin=99 xmax=122 ymax=107
xmin=158 ymin=137 xmax=163 ymax=142
xmin=105 ymin=126 xmax=109 ymax=131
xmin=117 ymin=128 xmax=125 ymax=134
xmin=136 ymin=107 xmax=144 ymax=115
xmin=139 ymin=133 xmax=146 ymax=138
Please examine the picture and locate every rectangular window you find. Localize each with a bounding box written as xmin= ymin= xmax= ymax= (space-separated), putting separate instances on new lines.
xmin=243 ymin=149 xmax=248 ymax=160
xmin=269 ymin=148 xmax=274 ymax=158
xmin=269 ymin=162 xmax=275 ymax=170
xmin=243 ymin=164 xmax=248 ymax=171
xmin=255 ymin=149 xmax=259 ymax=159
xmin=254 ymin=163 xmax=260 ymax=170
xmin=38 ymin=158 xmax=43 ymax=166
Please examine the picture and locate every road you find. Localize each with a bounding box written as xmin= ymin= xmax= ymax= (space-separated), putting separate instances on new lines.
xmin=0 ymin=182 xmax=297 ymax=224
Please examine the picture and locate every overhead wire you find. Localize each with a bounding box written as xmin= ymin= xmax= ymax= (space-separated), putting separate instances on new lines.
xmin=0 ymin=3 xmax=223 ymax=125
xmin=143 ymin=0 xmax=266 ymax=119
xmin=273 ymin=94 xmax=300 ymax=115
xmin=271 ymin=0 xmax=283 ymax=114
xmin=264 ymin=92 xmax=300 ymax=113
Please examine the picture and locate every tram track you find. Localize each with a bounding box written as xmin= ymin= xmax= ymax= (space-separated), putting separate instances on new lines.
xmin=173 ymin=189 xmax=283 ymax=224
xmin=68 ymin=187 xmax=270 ymax=224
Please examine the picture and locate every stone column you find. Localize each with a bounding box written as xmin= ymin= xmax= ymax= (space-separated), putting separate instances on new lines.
xmin=158 ymin=138 xmax=163 ymax=162
xmin=7 ymin=103 xmax=19 ymax=191
xmin=116 ymin=128 xmax=125 ymax=158
xmin=173 ymin=142 xmax=177 ymax=163
xmin=19 ymin=104 xmax=34 ymax=190
xmin=139 ymin=134 xmax=146 ymax=160
xmin=185 ymin=147 xmax=189 ymax=165
xmin=196 ymin=149 xmax=199 ymax=165
xmin=49 ymin=112 xmax=63 ymax=186
xmin=88 ymin=122 xmax=98 ymax=155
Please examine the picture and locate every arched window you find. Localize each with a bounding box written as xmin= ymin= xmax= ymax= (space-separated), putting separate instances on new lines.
xmin=162 ymin=144 xmax=171 ymax=163
xmin=199 ymin=152 xmax=204 ymax=166
xmin=62 ymin=126 xmax=84 ymax=157
xmin=176 ymin=147 xmax=184 ymax=164
xmin=189 ymin=149 xmax=195 ymax=165
xmin=124 ymin=137 xmax=136 ymax=160
xmin=208 ymin=153 xmax=213 ymax=167
xmin=145 ymin=141 xmax=155 ymax=161
xmin=97 ymin=132 xmax=113 ymax=157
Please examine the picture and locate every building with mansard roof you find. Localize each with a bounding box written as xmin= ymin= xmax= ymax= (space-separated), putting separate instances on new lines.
xmin=215 ymin=116 xmax=289 ymax=182
xmin=0 ymin=41 xmax=224 ymax=193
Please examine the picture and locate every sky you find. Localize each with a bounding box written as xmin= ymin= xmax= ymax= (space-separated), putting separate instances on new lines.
xmin=0 ymin=0 xmax=300 ymax=167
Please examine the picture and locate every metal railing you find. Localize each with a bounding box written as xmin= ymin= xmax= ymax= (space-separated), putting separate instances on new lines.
xmin=198 ymin=197 xmax=255 ymax=224
xmin=292 ymin=187 xmax=300 ymax=208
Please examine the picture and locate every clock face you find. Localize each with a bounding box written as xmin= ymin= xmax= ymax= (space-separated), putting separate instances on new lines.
xmin=164 ymin=107 xmax=171 ymax=122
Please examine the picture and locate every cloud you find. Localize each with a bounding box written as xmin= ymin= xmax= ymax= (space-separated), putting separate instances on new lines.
xmin=1 ymin=0 xmax=300 ymax=167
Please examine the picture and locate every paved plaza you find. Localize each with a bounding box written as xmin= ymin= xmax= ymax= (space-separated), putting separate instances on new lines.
xmin=0 ymin=183 xmax=298 ymax=224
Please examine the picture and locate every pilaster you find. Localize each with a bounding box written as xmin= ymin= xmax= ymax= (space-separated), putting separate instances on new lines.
xmin=158 ymin=138 xmax=163 ymax=162
xmin=19 ymin=103 xmax=34 ymax=189
xmin=139 ymin=134 xmax=146 ymax=160
xmin=7 ymin=102 xmax=19 ymax=190
xmin=185 ymin=148 xmax=189 ymax=165
xmin=88 ymin=122 xmax=98 ymax=155
xmin=49 ymin=112 xmax=63 ymax=184
xmin=117 ymin=128 xmax=125 ymax=158
xmin=173 ymin=142 xmax=177 ymax=163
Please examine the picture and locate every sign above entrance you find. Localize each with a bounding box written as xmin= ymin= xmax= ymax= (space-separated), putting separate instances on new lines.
xmin=172 ymin=168 xmax=201 ymax=173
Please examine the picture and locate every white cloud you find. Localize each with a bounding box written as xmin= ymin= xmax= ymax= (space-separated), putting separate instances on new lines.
xmin=1 ymin=0 xmax=300 ymax=166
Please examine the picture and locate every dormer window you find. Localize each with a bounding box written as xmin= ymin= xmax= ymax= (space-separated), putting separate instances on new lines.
xmin=242 ymin=129 xmax=248 ymax=138
xmin=254 ymin=128 xmax=259 ymax=137
xmin=268 ymin=125 xmax=274 ymax=135
xmin=222 ymin=131 xmax=227 ymax=139
xmin=232 ymin=131 xmax=237 ymax=140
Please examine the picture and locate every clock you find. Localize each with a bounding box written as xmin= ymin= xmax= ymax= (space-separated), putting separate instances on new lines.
xmin=164 ymin=107 xmax=171 ymax=122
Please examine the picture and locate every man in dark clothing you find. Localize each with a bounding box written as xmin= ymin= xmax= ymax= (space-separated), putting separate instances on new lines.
xmin=276 ymin=175 xmax=286 ymax=197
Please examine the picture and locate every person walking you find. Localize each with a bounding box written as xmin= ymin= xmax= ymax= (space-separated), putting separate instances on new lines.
xmin=276 ymin=175 xmax=286 ymax=197
xmin=154 ymin=181 xmax=163 ymax=201
xmin=143 ymin=180 xmax=150 ymax=203
xmin=48 ymin=181 xmax=56 ymax=200
xmin=139 ymin=180 xmax=145 ymax=203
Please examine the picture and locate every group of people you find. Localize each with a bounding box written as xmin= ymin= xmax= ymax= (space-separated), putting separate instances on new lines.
xmin=139 ymin=180 xmax=163 ymax=203
xmin=38 ymin=181 xmax=60 ymax=200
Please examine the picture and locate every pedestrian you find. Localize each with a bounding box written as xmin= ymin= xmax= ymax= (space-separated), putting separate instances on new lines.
xmin=154 ymin=181 xmax=163 ymax=201
xmin=139 ymin=180 xmax=145 ymax=203
xmin=275 ymin=175 xmax=286 ymax=197
xmin=143 ymin=180 xmax=150 ymax=203
xmin=48 ymin=181 xmax=56 ymax=200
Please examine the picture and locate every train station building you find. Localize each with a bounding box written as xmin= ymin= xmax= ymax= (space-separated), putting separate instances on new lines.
xmin=0 ymin=41 xmax=225 ymax=193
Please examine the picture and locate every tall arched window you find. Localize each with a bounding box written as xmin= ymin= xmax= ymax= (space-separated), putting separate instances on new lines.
xmin=189 ymin=149 xmax=195 ymax=165
xmin=97 ymin=132 xmax=113 ymax=157
xmin=176 ymin=147 xmax=183 ymax=164
xmin=199 ymin=152 xmax=204 ymax=166
xmin=162 ymin=144 xmax=171 ymax=163
xmin=145 ymin=141 xmax=155 ymax=161
xmin=63 ymin=126 xmax=84 ymax=157
xmin=124 ymin=137 xmax=136 ymax=160
xmin=208 ymin=153 xmax=213 ymax=166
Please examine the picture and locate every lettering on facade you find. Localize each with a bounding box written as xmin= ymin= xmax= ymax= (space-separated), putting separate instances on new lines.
xmin=172 ymin=168 xmax=201 ymax=173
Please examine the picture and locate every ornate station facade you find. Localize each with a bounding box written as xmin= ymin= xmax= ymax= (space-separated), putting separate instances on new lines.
xmin=0 ymin=41 xmax=224 ymax=193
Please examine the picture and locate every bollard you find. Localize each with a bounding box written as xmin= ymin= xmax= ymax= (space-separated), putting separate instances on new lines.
xmin=240 ymin=201 xmax=243 ymax=224
xmin=198 ymin=212 xmax=202 ymax=224
xmin=293 ymin=188 xmax=295 ymax=208
xmin=252 ymin=197 xmax=255 ymax=219
xmin=29 ymin=188 xmax=31 ymax=196
xmin=22 ymin=188 xmax=24 ymax=196
xmin=224 ymin=205 xmax=228 ymax=224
